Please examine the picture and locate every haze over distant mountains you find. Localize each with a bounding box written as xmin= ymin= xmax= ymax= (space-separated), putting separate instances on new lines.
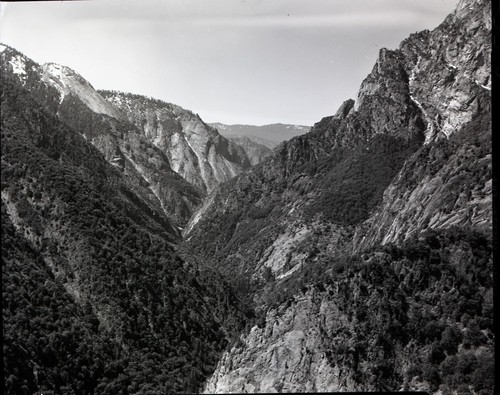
xmin=210 ymin=122 xmax=310 ymax=145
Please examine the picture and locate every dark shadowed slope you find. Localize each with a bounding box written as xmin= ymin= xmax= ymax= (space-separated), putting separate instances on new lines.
xmin=1 ymin=73 xmax=248 ymax=394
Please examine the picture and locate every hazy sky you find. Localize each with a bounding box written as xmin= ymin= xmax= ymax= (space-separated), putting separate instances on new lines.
xmin=1 ymin=0 xmax=458 ymax=125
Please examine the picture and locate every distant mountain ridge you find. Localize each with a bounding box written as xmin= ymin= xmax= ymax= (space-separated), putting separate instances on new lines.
xmin=210 ymin=122 xmax=310 ymax=144
xmin=225 ymin=134 xmax=277 ymax=150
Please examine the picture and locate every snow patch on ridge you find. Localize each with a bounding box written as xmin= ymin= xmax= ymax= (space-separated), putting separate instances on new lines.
xmin=7 ymin=54 xmax=29 ymax=84
xmin=11 ymin=57 xmax=27 ymax=76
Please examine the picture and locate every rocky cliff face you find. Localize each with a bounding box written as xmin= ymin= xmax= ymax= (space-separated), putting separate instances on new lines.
xmin=224 ymin=135 xmax=274 ymax=166
xmin=183 ymin=34 xmax=429 ymax=290
xmin=352 ymin=0 xmax=492 ymax=250
xmin=100 ymin=91 xmax=255 ymax=193
xmin=186 ymin=0 xmax=491 ymax=282
xmin=41 ymin=62 xmax=125 ymax=120
xmin=398 ymin=0 xmax=491 ymax=142
xmin=189 ymin=0 xmax=492 ymax=392
xmin=204 ymin=230 xmax=494 ymax=393
xmin=205 ymin=288 xmax=354 ymax=393
xmin=353 ymin=104 xmax=491 ymax=251
xmin=1 ymin=46 xmax=203 ymax=229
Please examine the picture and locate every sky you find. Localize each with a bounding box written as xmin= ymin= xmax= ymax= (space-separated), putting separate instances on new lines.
xmin=0 ymin=0 xmax=459 ymax=126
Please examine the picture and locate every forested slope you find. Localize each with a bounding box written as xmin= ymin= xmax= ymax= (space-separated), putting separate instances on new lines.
xmin=1 ymin=75 xmax=247 ymax=394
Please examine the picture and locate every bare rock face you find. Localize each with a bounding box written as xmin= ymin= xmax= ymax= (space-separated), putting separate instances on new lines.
xmin=186 ymin=0 xmax=491 ymax=271
xmin=205 ymin=289 xmax=356 ymax=393
xmin=224 ymin=135 xmax=273 ymax=166
xmin=353 ymin=0 xmax=492 ymax=250
xmin=353 ymin=105 xmax=491 ymax=250
xmin=0 ymin=46 xmax=202 ymax=229
xmin=195 ymin=0 xmax=492 ymax=392
xmin=41 ymin=63 xmax=124 ymax=120
xmin=61 ymin=97 xmax=203 ymax=229
xmin=183 ymin=7 xmax=430 ymax=292
xmin=100 ymin=91 xmax=254 ymax=193
xmin=399 ymin=0 xmax=490 ymax=142
xmin=205 ymin=228 xmax=493 ymax=394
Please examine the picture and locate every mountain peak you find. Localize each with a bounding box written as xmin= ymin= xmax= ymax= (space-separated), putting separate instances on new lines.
xmin=100 ymin=91 xmax=255 ymax=193
xmin=43 ymin=62 xmax=94 ymax=89
xmin=0 ymin=43 xmax=35 ymax=84
xmin=40 ymin=62 xmax=124 ymax=119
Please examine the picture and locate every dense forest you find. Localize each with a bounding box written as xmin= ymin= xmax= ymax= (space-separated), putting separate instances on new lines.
xmin=1 ymin=76 xmax=248 ymax=394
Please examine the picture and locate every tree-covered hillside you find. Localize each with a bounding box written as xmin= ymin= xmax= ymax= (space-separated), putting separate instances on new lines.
xmin=205 ymin=227 xmax=494 ymax=393
xmin=1 ymin=76 xmax=247 ymax=394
